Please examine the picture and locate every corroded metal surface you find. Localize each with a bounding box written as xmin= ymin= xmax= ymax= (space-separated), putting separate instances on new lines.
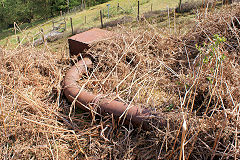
xmin=68 ymin=28 xmax=113 ymax=56
xmin=64 ymin=57 xmax=153 ymax=129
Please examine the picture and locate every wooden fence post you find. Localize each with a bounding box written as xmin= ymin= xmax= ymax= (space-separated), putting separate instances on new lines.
xmin=52 ymin=20 xmax=54 ymax=30
xmin=179 ymin=0 xmax=182 ymax=12
xmin=41 ymin=28 xmax=45 ymax=43
xmin=167 ymin=6 xmax=171 ymax=33
xmin=17 ymin=36 xmax=20 ymax=44
xmin=213 ymin=0 xmax=217 ymax=9
xmin=174 ymin=8 xmax=176 ymax=34
xmin=100 ymin=10 xmax=103 ymax=28
xmin=117 ymin=3 xmax=119 ymax=11
xmin=14 ymin=22 xmax=17 ymax=35
xmin=137 ymin=1 xmax=140 ymax=21
xmin=151 ymin=3 xmax=153 ymax=12
xmin=64 ymin=17 xmax=66 ymax=31
xmin=70 ymin=17 xmax=73 ymax=35
xmin=107 ymin=4 xmax=110 ymax=19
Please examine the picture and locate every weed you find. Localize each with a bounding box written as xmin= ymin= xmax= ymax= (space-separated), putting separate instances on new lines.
xmin=196 ymin=34 xmax=226 ymax=67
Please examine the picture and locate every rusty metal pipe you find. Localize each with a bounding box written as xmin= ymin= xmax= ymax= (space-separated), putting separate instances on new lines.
xmin=64 ymin=57 xmax=153 ymax=129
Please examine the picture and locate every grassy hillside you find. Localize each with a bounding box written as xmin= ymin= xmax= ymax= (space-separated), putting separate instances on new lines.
xmin=0 ymin=0 xmax=190 ymax=47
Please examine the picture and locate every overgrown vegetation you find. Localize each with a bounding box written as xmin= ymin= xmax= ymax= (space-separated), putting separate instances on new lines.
xmin=0 ymin=0 xmax=109 ymax=31
xmin=0 ymin=2 xmax=240 ymax=160
xmin=0 ymin=0 xmax=187 ymax=46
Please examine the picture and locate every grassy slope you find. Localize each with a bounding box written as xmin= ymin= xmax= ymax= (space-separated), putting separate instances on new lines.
xmin=0 ymin=0 xmax=190 ymax=47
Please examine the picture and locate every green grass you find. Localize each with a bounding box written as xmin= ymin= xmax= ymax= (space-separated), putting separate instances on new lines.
xmin=0 ymin=0 xmax=192 ymax=47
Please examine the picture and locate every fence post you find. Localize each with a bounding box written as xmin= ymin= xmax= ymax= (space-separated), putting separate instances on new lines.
xmin=117 ymin=3 xmax=119 ymax=12
xmin=60 ymin=10 xmax=62 ymax=16
xmin=81 ymin=0 xmax=84 ymax=10
xmin=17 ymin=36 xmax=20 ymax=44
xmin=52 ymin=20 xmax=54 ymax=30
xmin=14 ymin=22 xmax=17 ymax=35
xmin=137 ymin=1 xmax=140 ymax=21
xmin=179 ymin=0 xmax=182 ymax=12
xmin=174 ymin=8 xmax=176 ymax=34
xmin=168 ymin=6 xmax=171 ymax=33
xmin=107 ymin=4 xmax=110 ymax=19
xmin=41 ymin=28 xmax=45 ymax=43
xmin=64 ymin=17 xmax=66 ymax=31
xmin=100 ymin=10 xmax=103 ymax=28
xmin=213 ymin=0 xmax=217 ymax=9
xmin=70 ymin=17 xmax=73 ymax=35
xmin=151 ymin=3 xmax=153 ymax=12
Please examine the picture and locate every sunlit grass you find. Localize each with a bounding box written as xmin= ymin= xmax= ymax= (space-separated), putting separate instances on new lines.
xmin=0 ymin=0 xmax=190 ymax=47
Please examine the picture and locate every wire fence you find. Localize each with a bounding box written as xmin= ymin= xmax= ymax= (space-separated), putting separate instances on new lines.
xmin=39 ymin=0 xmax=184 ymax=37
xmin=10 ymin=0 xmax=239 ymax=46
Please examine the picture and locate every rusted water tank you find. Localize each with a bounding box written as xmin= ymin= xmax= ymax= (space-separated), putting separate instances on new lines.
xmin=68 ymin=28 xmax=114 ymax=56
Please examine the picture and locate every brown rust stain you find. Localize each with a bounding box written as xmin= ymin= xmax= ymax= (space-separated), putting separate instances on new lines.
xmin=63 ymin=57 xmax=153 ymax=130
xmin=68 ymin=28 xmax=114 ymax=56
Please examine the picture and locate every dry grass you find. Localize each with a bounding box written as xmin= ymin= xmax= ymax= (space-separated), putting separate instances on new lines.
xmin=1 ymin=3 xmax=240 ymax=160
